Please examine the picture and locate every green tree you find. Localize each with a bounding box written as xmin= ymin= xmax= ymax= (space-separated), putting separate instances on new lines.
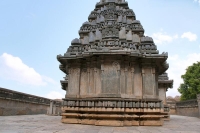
xmin=178 ymin=62 xmax=200 ymax=101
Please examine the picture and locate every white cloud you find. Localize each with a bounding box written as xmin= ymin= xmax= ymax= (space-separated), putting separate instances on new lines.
xmin=42 ymin=75 xmax=57 ymax=84
xmin=0 ymin=53 xmax=56 ymax=86
xmin=166 ymin=53 xmax=200 ymax=97
xmin=152 ymin=31 xmax=198 ymax=44
xmin=46 ymin=91 xmax=64 ymax=99
xmin=181 ymin=32 xmax=197 ymax=41
xmin=152 ymin=32 xmax=178 ymax=44
xmin=194 ymin=0 xmax=200 ymax=4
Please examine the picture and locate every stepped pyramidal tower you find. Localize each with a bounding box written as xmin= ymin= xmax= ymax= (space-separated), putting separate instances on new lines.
xmin=57 ymin=0 xmax=173 ymax=126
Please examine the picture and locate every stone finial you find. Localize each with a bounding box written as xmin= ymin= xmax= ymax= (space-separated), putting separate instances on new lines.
xmin=82 ymin=21 xmax=90 ymax=26
xmin=119 ymin=27 xmax=126 ymax=40
xmin=71 ymin=38 xmax=81 ymax=45
xmin=141 ymin=36 xmax=154 ymax=42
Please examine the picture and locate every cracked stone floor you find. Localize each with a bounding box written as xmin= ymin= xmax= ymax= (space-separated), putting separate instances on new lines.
xmin=0 ymin=115 xmax=200 ymax=133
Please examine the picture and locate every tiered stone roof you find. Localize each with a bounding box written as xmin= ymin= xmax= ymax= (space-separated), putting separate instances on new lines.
xmin=57 ymin=0 xmax=169 ymax=74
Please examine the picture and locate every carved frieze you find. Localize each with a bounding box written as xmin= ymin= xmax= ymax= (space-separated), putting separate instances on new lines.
xmin=102 ymin=26 xmax=119 ymax=38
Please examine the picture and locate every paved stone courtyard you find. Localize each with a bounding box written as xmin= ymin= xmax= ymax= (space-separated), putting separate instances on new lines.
xmin=0 ymin=115 xmax=200 ymax=133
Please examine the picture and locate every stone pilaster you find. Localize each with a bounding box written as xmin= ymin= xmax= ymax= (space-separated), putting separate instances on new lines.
xmin=141 ymin=61 xmax=157 ymax=99
xmin=67 ymin=60 xmax=81 ymax=98
xmin=158 ymin=84 xmax=167 ymax=104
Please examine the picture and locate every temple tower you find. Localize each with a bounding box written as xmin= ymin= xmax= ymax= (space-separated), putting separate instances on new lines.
xmin=57 ymin=0 xmax=173 ymax=126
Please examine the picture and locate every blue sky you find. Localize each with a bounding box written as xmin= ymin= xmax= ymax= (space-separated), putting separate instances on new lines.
xmin=0 ymin=0 xmax=200 ymax=99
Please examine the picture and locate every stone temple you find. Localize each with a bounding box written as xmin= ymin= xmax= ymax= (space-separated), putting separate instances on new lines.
xmin=57 ymin=0 xmax=173 ymax=126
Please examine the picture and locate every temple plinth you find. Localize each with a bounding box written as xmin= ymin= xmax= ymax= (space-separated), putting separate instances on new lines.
xmin=57 ymin=0 xmax=173 ymax=126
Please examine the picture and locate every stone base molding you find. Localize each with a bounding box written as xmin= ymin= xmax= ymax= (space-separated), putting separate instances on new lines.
xmin=61 ymin=98 xmax=164 ymax=126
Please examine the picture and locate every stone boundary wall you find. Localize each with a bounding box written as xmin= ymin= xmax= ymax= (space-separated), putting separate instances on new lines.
xmin=167 ymin=95 xmax=200 ymax=118
xmin=0 ymin=87 xmax=61 ymax=116
xmin=176 ymin=99 xmax=199 ymax=117
xmin=167 ymin=101 xmax=176 ymax=115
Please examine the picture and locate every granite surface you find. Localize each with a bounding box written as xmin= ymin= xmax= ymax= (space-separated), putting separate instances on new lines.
xmin=0 ymin=115 xmax=200 ymax=133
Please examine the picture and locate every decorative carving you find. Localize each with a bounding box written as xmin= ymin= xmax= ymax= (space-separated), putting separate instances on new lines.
xmin=83 ymin=36 xmax=89 ymax=44
xmin=105 ymin=13 xmax=117 ymax=20
xmin=112 ymin=61 xmax=120 ymax=70
xmin=95 ymin=29 xmax=102 ymax=41
xmin=102 ymin=26 xmax=119 ymax=38
xmin=107 ymin=3 xmax=116 ymax=9
xmin=126 ymin=30 xmax=132 ymax=41
xmin=119 ymin=27 xmax=126 ymax=40
xmin=117 ymin=15 xmax=123 ymax=22
xmin=122 ymin=16 xmax=127 ymax=23
xmin=132 ymin=34 xmax=140 ymax=43
xmin=89 ymin=32 xmax=95 ymax=43
xmin=100 ymin=15 xmax=105 ymax=23
xmin=127 ymin=18 xmax=132 ymax=24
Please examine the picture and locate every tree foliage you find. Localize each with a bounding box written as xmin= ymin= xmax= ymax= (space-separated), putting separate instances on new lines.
xmin=178 ymin=62 xmax=200 ymax=101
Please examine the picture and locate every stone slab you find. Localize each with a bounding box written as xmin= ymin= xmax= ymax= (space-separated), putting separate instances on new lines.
xmin=0 ymin=115 xmax=200 ymax=133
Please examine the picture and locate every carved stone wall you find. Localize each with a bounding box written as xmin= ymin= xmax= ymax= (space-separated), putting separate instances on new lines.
xmin=64 ymin=55 xmax=162 ymax=99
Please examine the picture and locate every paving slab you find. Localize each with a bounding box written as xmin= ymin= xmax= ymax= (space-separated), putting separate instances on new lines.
xmin=0 ymin=115 xmax=200 ymax=133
